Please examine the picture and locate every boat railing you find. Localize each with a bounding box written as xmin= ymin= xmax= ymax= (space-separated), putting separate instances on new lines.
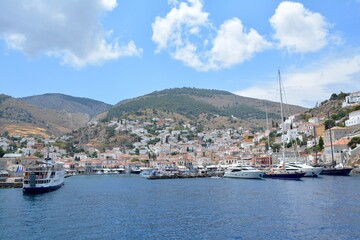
xmin=25 ymin=167 xmax=49 ymax=172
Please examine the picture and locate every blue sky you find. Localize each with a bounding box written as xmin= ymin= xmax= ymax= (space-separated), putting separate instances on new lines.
xmin=0 ymin=0 xmax=359 ymax=108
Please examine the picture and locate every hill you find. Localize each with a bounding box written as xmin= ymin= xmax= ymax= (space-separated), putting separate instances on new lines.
xmin=107 ymin=87 xmax=307 ymax=130
xmin=301 ymin=92 xmax=360 ymax=128
xmin=1 ymin=88 xmax=307 ymax=139
xmin=20 ymin=93 xmax=112 ymax=118
xmin=0 ymin=93 xmax=111 ymax=137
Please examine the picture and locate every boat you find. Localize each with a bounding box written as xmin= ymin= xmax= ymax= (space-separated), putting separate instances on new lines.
xmin=223 ymin=165 xmax=264 ymax=179
xmin=23 ymin=157 xmax=65 ymax=194
xmin=140 ymin=169 xmax=153 ymax=178
xmin=146 ymin=169 xmax=178 ymax=180
xmin=318 ymin=114 xmax=353 ymax=176
xmin=284 ymin=162 xmax=323 ymax=177
xmin=263 ymin=170 xmax=305 ymax=180
xmin=65 ymin=169 xmax=77 ymax=178
xmin=320 ymin=163 xmax=353 ymax=176
xmin=264 ymin=70 xmax=305 ymax=180
xmin=130 ymin=166 xmax=141 ymax=174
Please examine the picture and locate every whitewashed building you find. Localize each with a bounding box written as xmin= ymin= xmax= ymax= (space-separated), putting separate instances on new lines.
xmin=345 ymin=110 xmax=360 ymax=127
xmin=342 ymin=91 xmax=360 ymax=107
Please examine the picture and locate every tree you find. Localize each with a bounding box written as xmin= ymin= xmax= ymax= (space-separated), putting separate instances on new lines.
xmin=34 ymin=152 xmax=44 ymax=158
xmin=0 ymin=147 xmax=5 ymax=158
xmin=318 ymin=136 xmax=324 ymax=151
xmin=330 ymin=93 xmax=338 ymax=100
xmin=271 ymin=143 xmax=281 ymax=152
xmin=324 ymin=119 xmax=335 ymax=130
xmin=1 ymin=131 xmax=9 ymax=138
xmin=91 ymin=151 xmax=98 ymax=158
xmin=106 ymin=126 xmax=116 ymax=138
xmin=348 ymin=137 xmax=360 ymax=149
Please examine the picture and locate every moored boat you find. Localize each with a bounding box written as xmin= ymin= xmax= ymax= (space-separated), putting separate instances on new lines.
xmin=263 ymin=171 xmax=305 ymax=180
xmin=284 ymin=162 xmax=324 ymax=177
xmin=319 ymin=163 xmax=352 ymax=176
xmin=319 ymin=113 xmax=353 ymax=177
xmin=263 ymin=70 xmax=305 ymax=181
xmin=223 ymin=165 xmax=264 ymax=179
xmin=23 ymin=157 xmax=65 ymax=194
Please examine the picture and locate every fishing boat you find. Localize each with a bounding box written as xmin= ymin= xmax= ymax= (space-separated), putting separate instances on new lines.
xmin=23 ymin=157 xmax=65 ymax=194
xmin=264 ymin=70 xmax=305 ymax=180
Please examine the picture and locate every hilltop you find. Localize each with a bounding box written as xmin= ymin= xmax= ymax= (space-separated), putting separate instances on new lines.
xmin=107 ymin=87 xmax=307 ymax=130
xmin=1 ymin=88 xmax=309 ymax=138
xmin=20 ymin=93 xmax=112 ymax=118
xmin=0 ymin=93 xmax=112 ymax=137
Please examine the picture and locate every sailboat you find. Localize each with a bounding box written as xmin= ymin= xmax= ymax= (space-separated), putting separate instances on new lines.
xmin=318 ymin=117 xmax=352 ymax=176
xmin=263 ymin=70 xmax=305 ymax=180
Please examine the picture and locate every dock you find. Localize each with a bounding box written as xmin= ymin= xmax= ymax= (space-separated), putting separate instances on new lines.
xmin=0 ymin=178 xmax=23 ymax=188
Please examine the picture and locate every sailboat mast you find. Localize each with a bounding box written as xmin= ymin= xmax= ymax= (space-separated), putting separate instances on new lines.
xmin=266 ymin=109 xmax=271 ymax=150
xmin=328 ymin=112 xmax=335 ymax=167
xmin=266 ymin=109 xmax=272 ymax=167
xmin=278 ymin=70 xmax=286 ymax=168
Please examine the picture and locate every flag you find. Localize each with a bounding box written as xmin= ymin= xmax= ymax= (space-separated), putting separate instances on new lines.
xmin=16 ymin=165 xmax=23 ymax=173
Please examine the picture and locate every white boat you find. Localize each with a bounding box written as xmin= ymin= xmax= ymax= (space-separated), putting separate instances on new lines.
xmin=285 ymin=162 xmax=323 ymax=177
xmin=23 ymin=157 xmax=65 ymax=194
xmin=140 ymin=169 xmax=154 ymax=178
xmin=224 ymin=165 xmax=264 ymax=179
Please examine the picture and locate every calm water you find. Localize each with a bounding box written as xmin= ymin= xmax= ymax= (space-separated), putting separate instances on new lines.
xmin=1 ymin=174 xmax=360 ymax=240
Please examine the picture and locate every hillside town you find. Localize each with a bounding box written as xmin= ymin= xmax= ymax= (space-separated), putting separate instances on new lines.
xmin=1 ymin=92 xmax=360 ymax=183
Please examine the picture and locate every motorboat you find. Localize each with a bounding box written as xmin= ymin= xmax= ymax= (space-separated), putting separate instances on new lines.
xmin=223 ymin=165 xmax=264 ymax=179
xmin=284 ymin=162 xmax=324 ymax=177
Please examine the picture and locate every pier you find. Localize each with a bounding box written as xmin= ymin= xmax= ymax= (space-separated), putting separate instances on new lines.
xmin=0 ymin=178 xmax=23 ymax=188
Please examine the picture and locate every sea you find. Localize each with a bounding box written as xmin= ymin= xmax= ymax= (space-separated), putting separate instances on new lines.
xmin=1 ymin=174 xmax=360 ymax=240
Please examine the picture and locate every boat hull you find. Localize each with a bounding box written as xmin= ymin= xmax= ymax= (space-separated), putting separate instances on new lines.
xmin=23 ymin=182 xmax=64 ymax=194
xmin=263 ymin=172 xmax=305 ymax=180
xmin=320 ymin=168 xmax=353 ymax=176
xmin=224 ymin=171 xmax=264 ymax=179
xmin=286 ymin=167 xmax=323 ymax=177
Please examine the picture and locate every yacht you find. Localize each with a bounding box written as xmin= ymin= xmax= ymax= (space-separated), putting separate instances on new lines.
xmin=320 ymin=163 xmax=353 ymax=176
xmin=23 ymin=157 xmax=65 ymax=194
xmin=263 ymin=70 xmax=306 ymax=181
xmin=224 ymin=165 xmax=264 ymax=179
xmin=284 ymin=162 xmax=324 ymax=177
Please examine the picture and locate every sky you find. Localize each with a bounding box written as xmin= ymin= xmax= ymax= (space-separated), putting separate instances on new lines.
xmin=0 ymin=0 xmax=359 ymax=108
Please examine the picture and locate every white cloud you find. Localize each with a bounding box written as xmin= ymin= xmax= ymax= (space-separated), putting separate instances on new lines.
xmin=234 ymin=55 xmax=360 ymax=107
xmin=210 ymin=18 xmax=272 ymax=69
xmin=0 ymin=0 xmax=142 ymax=67
xmin=270 ymin=1 xmax=329 ymax=53
xmin=100 ymin=0 xmax=117 ymax=11
xmin=152 ymin=0 xmax=209 ymax=52
xmin=152 ymin=0 xmax=270 ymax=71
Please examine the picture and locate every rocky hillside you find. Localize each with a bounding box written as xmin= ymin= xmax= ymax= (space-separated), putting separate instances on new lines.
xmin=20 ymin=93 xmax=112 ymax=118
xmin=1 ymin=88 xmax=308 ymax=138
xmin=0 ymin=93 xmax=111 ymax=137
xmin=301 ymin=92 xmax=360 ymax=127
xmin=107 ymin=87 xmax=307 ymax=129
